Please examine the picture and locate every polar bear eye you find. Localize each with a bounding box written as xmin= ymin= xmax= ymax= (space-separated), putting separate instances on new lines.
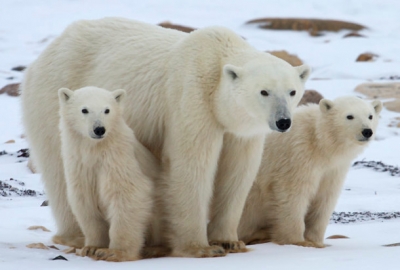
xmin=82 ymin=109 xmax=89 ymax=114
xmin=369 ymin=115 xmax=373 ymax=120
xmin=347 ymin=115 xmax=354 ymax=120
xmin=105 ymin=109 xmax=110 ymax=114
xmin=260 ymin=90 xmax=269 ymax=96
xmin=290 ymin=90 xmax=296 ymax=96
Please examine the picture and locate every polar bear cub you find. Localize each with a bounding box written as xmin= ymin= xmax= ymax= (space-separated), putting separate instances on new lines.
xmin=238 ymin=96 xmax=382 ymax=248
xmin=58 ymin=86 xmax=153 ymax=261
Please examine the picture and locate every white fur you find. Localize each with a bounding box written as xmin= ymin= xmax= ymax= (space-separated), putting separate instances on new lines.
xmin=238 ymin=96 xmax=382 ymax=247
xmin=58 ymin=86 xmax=153 ymax=261
xmin=21 ymin=17 xmax=310 ymax=257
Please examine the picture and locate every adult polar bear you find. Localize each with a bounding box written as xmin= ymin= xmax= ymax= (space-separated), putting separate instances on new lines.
xmin=21 ymin=18 xmax=310 ymax=258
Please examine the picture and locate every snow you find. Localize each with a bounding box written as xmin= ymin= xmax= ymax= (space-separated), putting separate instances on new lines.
xmin=1 ymin=0 xmax=400 ymax=269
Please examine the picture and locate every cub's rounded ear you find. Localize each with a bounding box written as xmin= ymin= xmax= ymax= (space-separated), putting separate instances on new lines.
xmin=319 ymin=99 xmax=334 ymax=113
xmin=371 ymin=99 xmax=382 ymax=114
xmin=223 ymin=64 xmax=243 ymax=80
xmin=112 ymin=89 xmax=126 ymax=103
xmin=58 ymin=88 xmax=74 ymax=104
xmin=295 ymin=64 xmax=311 ymax=84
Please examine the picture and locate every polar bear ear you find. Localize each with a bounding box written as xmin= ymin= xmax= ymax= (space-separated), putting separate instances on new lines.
xmin=295 ymin=64 xmax=311 ymax=83
xmin=112 ymin=89 xmax=126 ymax=103
xmin=223 ymin=64 xmax=242 ymax=80
xmin=58 ymin=88 xmax=74 ymax=104
xmin=371 ymin=99 xmax=382 ymax=114
xmin=319 ymin=99 xmax=334 ymax=113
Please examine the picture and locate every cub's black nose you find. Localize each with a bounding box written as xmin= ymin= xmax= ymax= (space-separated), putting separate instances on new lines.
xmin=276 ymin=118 xmax=291 ymax=132
xmin=362 ymin=128 xmax=373 ymax=138
xmin=94 ymin=127 xmax=106 ymax=136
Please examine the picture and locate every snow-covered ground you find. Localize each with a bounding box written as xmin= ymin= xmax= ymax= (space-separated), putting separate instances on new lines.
xmin=1 ymin=0 xmax=399 ymax=269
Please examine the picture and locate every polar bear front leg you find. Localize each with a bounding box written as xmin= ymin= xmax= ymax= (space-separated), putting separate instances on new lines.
xmin=164 ymin=124 xmax=226 ymax=258
xmin=304 ymin=169 xmax=347 ymax=247
xmin=207 ymin=134 xmax=265 ymax=253
xmin=270 ymin=199 xmax=309 ymax=246
xmin=269 ymin=173 xmax=322 ymax=247
xmin=92 ymin=170 xmax=153 ymax=262
xmin=66 ymin=177 xmax=109 ymax=254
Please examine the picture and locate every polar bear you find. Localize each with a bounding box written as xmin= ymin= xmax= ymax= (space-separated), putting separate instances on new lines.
xmin=238 ymin=96 xmax=382 ymax=248
xmin=21 ymin=18 xmax=311 ymax=257
xmin=58 ymin=86 xmax=153 ymax=261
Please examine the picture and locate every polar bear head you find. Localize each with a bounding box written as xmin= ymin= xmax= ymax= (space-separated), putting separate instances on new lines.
xmin=58 ymin=86 xmax=126 ymax=141
xmin=319 ymin=96 xmax=382 ymax=144
xmin=215 ymin=56 xmax=310 ymax=136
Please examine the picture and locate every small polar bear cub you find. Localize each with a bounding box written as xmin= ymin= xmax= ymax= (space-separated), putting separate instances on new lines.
xmin=58 ymin=86 xmax=153 ymax=261
xmin=238 ymin=96 xmax=382 ymax=248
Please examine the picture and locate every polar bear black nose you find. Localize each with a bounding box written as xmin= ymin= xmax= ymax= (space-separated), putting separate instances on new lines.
xmin=276 ymin=118 xmax=291 ymax=132
xmin=362 ymin=128 xmax=373 ymax=138
xmin=94 ymin=127 xmax=106 ymax=136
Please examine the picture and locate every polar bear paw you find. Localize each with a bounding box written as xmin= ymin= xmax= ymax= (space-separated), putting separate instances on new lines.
xmin=292 ymin=240 xmax=326 ymax=248
xmin=87 ymin=248 xmax=140 ymax=262
xmin=209 ymin=240 xmax=249 ymax=253
xmin=78 ymin=246 xmax=100 ymax=257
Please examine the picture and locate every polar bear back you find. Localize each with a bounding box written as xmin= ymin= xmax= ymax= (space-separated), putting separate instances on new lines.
xmin=24 ymin=17 xmax=291 ymax=158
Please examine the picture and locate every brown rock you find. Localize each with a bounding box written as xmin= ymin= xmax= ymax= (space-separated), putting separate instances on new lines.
xmin=308 ymin=28 xmax=324 ymax=37
xmin=383 ymin=99 xmax=400 ymax=113
xmin=355 ymin=82 xmax=400 ymax=99
xmin=51 ymin=255 xmax=68 ymax=261
xmin=356 ymin=53 xmax=378 ymax=62
xmin=355 ymin=82 xmax=400 ymax=112
xmin=246 ymin=18 xmax=366 ymax=36
xmin=11 ymin=65 xmax=26 ymax=72
xmin=41 ymin=200 xmax=49 ymax=206
xmin=26 ymin=243 xmax=49 ymax=250
xmin=48 ymin=245 xmax=60 ymax=250
xmin=343 ymin=31 xmax=366 ymax=38
xmin=0 ymin=83 xmax=20 ymax=96
xmin=158 ymin=21 xmax=196 ymax=33
xmin=298 ymin=90 xmax=324 ymax=106
xmin=326 ymin=234 xmax=349 ymax=239
xmin=27 ymin=225 xmax=51 ymax=232
xmin=268 ymin=50 xmax=303 ymax=66
xmin=383 ymin=242 xmax=400 ymax=247
xmin=5 ymin=140 xmax=15 ymax=144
